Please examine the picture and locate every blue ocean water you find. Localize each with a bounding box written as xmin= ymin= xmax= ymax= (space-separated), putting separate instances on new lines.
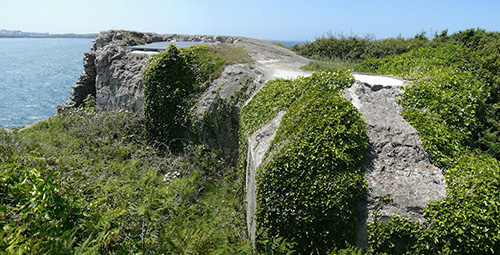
xmin=0 ymin=38 xmax=93 ymax=128
xmin=267 ymin=40 xmax=306 ymax=48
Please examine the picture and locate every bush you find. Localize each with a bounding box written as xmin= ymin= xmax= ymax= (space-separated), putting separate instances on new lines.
xmin=293 ymin=33 xmax=432 ymax=62
xmin=357 ymin=29 xmax=500 ymax=161
xmin=1 ymin=106 xmax=250 ymax=254
xmin=367 ymin=153 xmax=500 ymax=254
xmin=2 ymin=42 xmax=254 ymax=254
xmin=1 ymin=167 xmax=85 ymax=254
xmin=143 ymin=44 xmax=253 ymax=152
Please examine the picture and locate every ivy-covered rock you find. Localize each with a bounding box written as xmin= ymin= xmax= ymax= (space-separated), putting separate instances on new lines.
xmin=143 ymin=43 xmax=254 ymax=152
xmin=143 ymin=44 xmax=197 ymax=150
xmin=257 ymin=91 xmax=367 ymax=253
xmin=357 ymin=29 xmax=500 ymax=254
xmin=240 ymin=71 xmax=368 ymax=253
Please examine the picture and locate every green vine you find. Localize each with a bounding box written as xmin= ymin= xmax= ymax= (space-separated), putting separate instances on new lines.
xmin=239 ymin=71 xmax=368 ymax=253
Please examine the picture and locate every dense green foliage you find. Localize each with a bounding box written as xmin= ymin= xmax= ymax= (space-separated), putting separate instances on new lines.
xmin=367 ymin=152 xmax=500 ymax=254
xmin=143 ymin=44 xmax=251 ymax=151
xmin=143 ymin=45 xmax=200 ymax=150
xmin=358 ymin=28 xmax=500 ymax=165
xmin=4 ymin=27 xmax=500 ymax=254
xmin=2 ymin=43 xmax=254 ymax=254
xmin=239 ymin=71 xmax=355 ymax=140
xmin=293 ymin=32 xmax=433 ymax=62
xmin=354 ymin=28 xmax=500 ymax=254
xmin=240 ymin=71 xmax=368 ymax=253
xmin=293 ymin=31 xmax=456 ymax=73
xmin=0 ymin=106 xmax=250 ymax=254
xmin=258 ymin=92 xmax=367 ymax=253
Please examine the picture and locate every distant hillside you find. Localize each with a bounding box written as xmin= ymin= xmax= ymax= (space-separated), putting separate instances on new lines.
xmin=0 ymin=29 xmax=96 ymax=38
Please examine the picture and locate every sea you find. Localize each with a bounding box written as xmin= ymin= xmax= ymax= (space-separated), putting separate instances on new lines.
xmin=268 ymin=40 xmax=306 ymax=48
xmin=0 ymin=38 xmax=304 ymax=129
xmin=0 ymin=38 xmax=94 ymax=129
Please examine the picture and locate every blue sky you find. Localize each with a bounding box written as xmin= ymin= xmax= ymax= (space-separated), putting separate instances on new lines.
xmin=2 ymin=0 xmax=499 ymax=41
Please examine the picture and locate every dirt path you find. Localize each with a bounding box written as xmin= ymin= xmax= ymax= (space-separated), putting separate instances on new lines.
xmin=233 ymin=38 xmax=312 ymax=81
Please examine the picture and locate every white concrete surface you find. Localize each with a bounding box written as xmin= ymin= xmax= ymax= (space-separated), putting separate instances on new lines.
xmin=352 ymin=73 xmax=407 ymax=86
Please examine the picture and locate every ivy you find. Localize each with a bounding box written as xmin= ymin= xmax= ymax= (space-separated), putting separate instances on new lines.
xmin=143 ymin=44 xmax=198 ymax=151
xmin=143 ymin=44 xmax=252 ymax=152
xmin=356 ymin=29 xmax=500 ymax=254
xmin=239 ymin=71 xmax=367 ymax=253
xmin=257 ymin=91 xmax=367 ymax=254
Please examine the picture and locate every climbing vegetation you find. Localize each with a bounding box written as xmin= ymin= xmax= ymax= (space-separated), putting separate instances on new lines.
xmin=1 ymin=42 xmax=256 ymax=254
xmin=356 ymin=28 xmax=500 ymax=254
xmin=240 ymin=71 xmax=368 ymax=253
xmin=143 ymin=45 xmax=199 ymax=151
xmin=143 ymin=44 xmax=251 ymax=151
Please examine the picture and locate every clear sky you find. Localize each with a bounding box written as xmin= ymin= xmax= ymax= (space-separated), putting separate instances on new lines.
xmin=2 ymin=0 xmax=499 ymax=41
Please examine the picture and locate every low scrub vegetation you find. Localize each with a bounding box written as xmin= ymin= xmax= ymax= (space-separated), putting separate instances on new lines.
xmin=357 ymin=28 xmax=500 ymax=254
xmin=293 ymin=31 xmax=437 ymax=71
xmin=0 ymin=105 xmax=250 ymax=254
xmin=2 ymin=44 xmax=254 ymax=254
xmin=2 ymin=28 xmax=499 ymax=254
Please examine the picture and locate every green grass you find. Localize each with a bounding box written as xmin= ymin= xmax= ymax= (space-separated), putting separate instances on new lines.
xmin=1 ymin=106 xmax=250 ymax=254
xmin=2 ymin=41 xmax=255 ymax=253
xmin=211 ymin=44 xmax=253 ymax=65
xmin=271 ymin=42 xmax=288 ymax=48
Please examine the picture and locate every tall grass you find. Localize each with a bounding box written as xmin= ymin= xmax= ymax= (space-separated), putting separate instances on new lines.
xmin=1 ymin=105 xmax=250 ymax=254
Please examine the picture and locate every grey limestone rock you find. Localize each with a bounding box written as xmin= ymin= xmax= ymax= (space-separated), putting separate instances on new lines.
xmin=57 ymin=31 xmax=447 ymax=250
xmin=343 ymin=74 xmax=447 ymax=248
xmin=58 ymin=30 xmax=274 ymax=113
xmin=246 ymin=111 xmax=287 ymax=245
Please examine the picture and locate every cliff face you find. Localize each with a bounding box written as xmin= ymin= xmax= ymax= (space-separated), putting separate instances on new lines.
xmin=58 ymin=31 xmax=238 ymax=112
xmin=58 ymin=30 xmax=306 ymax=113
xmin=58 ymin=30 xmax=309 ymax=161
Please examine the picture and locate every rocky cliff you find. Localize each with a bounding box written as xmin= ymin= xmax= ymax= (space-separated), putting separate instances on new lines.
xmin=60 ymin=30 xmax=446 ymax=249
xmin=58 ymin=30 xmax=309 ymax=113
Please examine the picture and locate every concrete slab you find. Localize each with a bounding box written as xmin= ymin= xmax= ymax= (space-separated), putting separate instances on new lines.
xmin=352 ymin=73 xmax=407 ymax=86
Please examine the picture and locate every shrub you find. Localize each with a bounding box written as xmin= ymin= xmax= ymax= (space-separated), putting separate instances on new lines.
xmin=1 ymin=107 xmax=250 ymax=254
xmin=1 ymin=167 xmax=85 ymax=254
xmin=143 ymin=44 xmax=253 ymax=151
xmin=2 ymin=42 xmax=256 ymax=254
xmin=367 ymin=216 xmax=422 ymax=255
xmin=357 ymin=29 xmax=500 ymax=161
xmin=367 ymin=153 xmax=500 ymax=254
xmin=293 ymin=33 xmax=433 ymax=62
xmin=418 ymin=153 xmax=500 ymax=254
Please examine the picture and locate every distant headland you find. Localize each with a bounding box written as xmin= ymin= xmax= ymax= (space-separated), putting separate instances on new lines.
xmin=0 ymin=29 xmax=96 ymax=38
